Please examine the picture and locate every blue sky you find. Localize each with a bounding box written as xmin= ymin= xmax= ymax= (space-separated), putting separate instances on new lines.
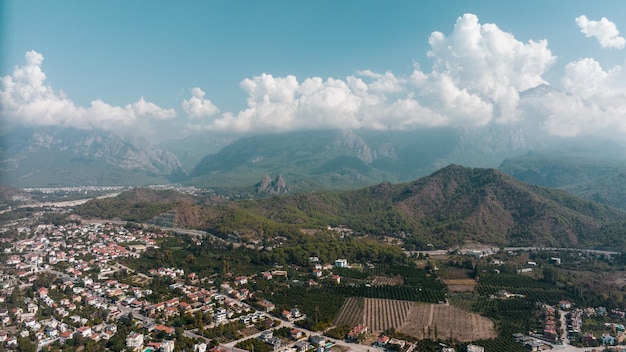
xmin=2 ymin=1 xmax=626 ymax=142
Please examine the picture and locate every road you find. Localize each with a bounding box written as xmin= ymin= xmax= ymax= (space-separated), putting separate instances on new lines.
xmin=219 ymin=315 xmax=383 ymax=352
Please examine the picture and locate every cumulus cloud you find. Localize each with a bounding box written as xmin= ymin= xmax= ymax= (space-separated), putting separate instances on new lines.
xmin=413 ymin=13 xmax=555 ymax=124
xmin=537 ymin=58 xmax=626 ymax=137
xmin=8 ymin=13 xmax=626 ymax=142
xmin=204 ymin=14 xmax=555 ymax=134
xmin=575 ymin=15 xmax=625 ymax=49
xmin=182 ymin=87 xmax=219 ymax=119
xmin=204 ymin=72 xmax=447 ymax=134
xmin=0 ymin=50 xmax=175 ymax=134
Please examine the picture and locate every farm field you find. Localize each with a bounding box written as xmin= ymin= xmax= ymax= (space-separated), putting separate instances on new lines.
xmin=371 ymin=275 xmax=403 ymax=286
xmin=335 ymin=297 xmax=365 ymax=327
xmin=443 ymin=278 xmax=477 ymax=292
xmin=398 ymin=304 xmax=497 ymax=342
xmin=335 ymin=298 xmax=496 ymax=342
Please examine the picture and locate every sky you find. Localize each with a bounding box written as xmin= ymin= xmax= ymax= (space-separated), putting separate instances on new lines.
xmin=2 ymin=1 xmax=626 ymax=143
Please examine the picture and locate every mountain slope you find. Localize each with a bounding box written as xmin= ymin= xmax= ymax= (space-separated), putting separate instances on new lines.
xmin=245 ymin=165 xmax=625 ymax=248
xmin=0 ymin=127 xmax=187 ymax=187
xmin=80 ymin=165 xmax=626 ymax=250
xmin=500 ymin=152 xmax=626 ymax=210
xmin=186 ymin=127 xmax=541 ymax=191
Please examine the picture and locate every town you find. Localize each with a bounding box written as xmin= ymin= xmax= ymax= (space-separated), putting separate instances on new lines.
xmin=0 ymin=216 xmax=625 ymax=352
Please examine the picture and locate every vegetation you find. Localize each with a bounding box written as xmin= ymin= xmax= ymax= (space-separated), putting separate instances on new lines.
xmin=74 ymin=165 xmax=626 ymax=252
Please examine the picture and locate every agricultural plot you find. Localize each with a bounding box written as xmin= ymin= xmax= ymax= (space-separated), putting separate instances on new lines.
xmin=443 ymin=278 xmax=477 ymax=292
xmin=363 ymin=298 xmax=413 ymax=332
xmin=398 ymin=304 xmax=497 ymax=342
xmin=371 ymin=275 xmax=403 ymax=286
xmin=335 ymin=298 xmax=496 ymax=341
xmin=335 ymin=297 xmax=365 ymax=327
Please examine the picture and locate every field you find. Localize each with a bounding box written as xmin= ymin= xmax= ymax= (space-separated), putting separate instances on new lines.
xmin=334 ymin=297 xmax=365 ymax=327
xmin=335 ymin=298 xmax=496 ymax=342
xmin=443 ymin=278 xmax=477 ymax=292
xmin=398 ymin=304 xmax=496 ymax=342
xmin=371 ymin=275 xmax=403 ymax=286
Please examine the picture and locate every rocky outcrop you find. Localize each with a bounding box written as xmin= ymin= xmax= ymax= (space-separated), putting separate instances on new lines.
xmin=256 ymin=174 xmax=289 ymax=194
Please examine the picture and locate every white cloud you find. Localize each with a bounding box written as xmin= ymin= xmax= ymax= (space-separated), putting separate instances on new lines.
xmin=537 ymin=58 xmax=626 ymax=137
xmin=204 ymin=14 xmax=556 ymax=134
xmin=182 ymin=87 xmax=219 ymax=119
xmin=576 ymin=15 xmax=625 ymax=49
xmin=414 ymin=13 xmax=555 ymax=124
xmin=8 ymin=13 xmax=626 ymax=142
xmin=0 ymin=50 xmax=175 ymax=134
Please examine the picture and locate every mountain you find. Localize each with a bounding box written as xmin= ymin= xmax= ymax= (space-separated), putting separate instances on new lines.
xmin=0 ymin=127 xmax=187 ymax=187
xmin=256 ymin=174 xmax=289 ymax=194
xmin=186 ymin=126 xmax=544 ymax=191
xmin=500 ymin=152 xmax=626 ymax=210
xmin=242 ymin=164 xmax=626 ymax=249
xmin=76 ymin=165 xmax=626 ymax=250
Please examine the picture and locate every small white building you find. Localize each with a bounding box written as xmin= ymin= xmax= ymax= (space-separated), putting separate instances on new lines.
xmin=335 ymin=259 xmax=348 ymax=268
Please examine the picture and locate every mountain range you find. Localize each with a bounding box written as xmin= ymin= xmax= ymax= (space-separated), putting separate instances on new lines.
xmin=2 ymin=121 xmax=626 ymax=204
xmin=0 ymin=127 xmax=187 ymax=187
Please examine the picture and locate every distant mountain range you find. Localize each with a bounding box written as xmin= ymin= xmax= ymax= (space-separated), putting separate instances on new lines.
xmin=0 ymin=127 xmax=187 ymax=187
xmin=186 ymin=125 xmax=549 ymax=190
xmin=500 ymin=152 xmax=626 ymax=210
xmin=74 ymin=165 xmax=626 ymax=250
xmin=3 ymin=123 xmax=626 ymax=210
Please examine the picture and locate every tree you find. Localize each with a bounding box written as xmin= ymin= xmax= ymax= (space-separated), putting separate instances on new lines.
xmin=542 ymin=267 xmax=559 ymax=284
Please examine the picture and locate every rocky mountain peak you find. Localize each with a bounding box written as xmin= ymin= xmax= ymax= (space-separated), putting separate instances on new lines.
xmin=256 ymin=174 xmax=289 ymax=194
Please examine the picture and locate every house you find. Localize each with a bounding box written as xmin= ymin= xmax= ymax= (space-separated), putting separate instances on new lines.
xmin=161 ymin=340 xmax=175 ymax=352
xmin=335 ymin=259 xmax=348 ymax=268
xmin=294 ymin=340 xmax=311 ymax=352
xmin=258 ymin=300 xmax=276 ymax=312
xmin=375 ymin=335 xmax=390 ymax=347
xmin=77 ymin=326 xmax=92 ymax=338
xmin=126 ymin=332 xmax=144 ymax=351
xmin=290 ymin=328 xmax=303 ymax=340
xmin=309 ymin=335 xmax=326 ymax=347
xmin=466 ymin=344 xmax=485 ymax=352
xmin=153 ymin=325 xmax=175 ymax=335
xmin=259 ymin=330 xmax=273 ymax=341
xmin=59 ymin=330 xmax=74 ymax=342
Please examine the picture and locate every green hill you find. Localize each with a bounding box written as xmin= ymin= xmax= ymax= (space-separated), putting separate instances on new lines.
xmin=75 ymin=165 xmax=626 ymax=250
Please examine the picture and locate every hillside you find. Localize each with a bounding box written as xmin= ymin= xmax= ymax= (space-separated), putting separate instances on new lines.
xmin=75 ymin=165 xmax=626 ymax=250
xmin=240 ymin=165 xmax=626 ymax=249
xmin=500 ymin=152 xmax=626 ymax=210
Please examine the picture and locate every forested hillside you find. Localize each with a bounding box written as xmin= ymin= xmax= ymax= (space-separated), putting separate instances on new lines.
xmin=74 ymin=165 xmax=626 ymax=250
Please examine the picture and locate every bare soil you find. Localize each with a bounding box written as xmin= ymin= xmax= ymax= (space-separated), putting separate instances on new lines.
xmin=335 ymin=298 xmax=496 ymax=342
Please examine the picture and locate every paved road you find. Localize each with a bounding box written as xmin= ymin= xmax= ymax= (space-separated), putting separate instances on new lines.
xmin=219 ymin=315 xmax=382 ymax=352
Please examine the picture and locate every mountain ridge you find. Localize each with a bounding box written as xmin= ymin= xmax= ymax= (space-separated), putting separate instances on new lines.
xmin=74 ymin=164 xmax=626 ymax=251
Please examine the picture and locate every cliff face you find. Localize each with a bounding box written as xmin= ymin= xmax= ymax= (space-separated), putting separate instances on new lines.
xmin=256 ymin=174 xmax=289 ymax=194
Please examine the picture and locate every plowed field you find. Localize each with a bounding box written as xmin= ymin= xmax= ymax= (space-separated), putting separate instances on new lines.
xmin=335 ymin=298 xmax=496 ymax=342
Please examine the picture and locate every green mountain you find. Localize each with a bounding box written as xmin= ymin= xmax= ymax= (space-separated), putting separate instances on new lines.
xmin=75 ymin=165 xmax=626 ymax=250
xmin=186 ymin=127 xmax=536 ymax=191
xmin=500 ymin=152 xmax=626 ymax=210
